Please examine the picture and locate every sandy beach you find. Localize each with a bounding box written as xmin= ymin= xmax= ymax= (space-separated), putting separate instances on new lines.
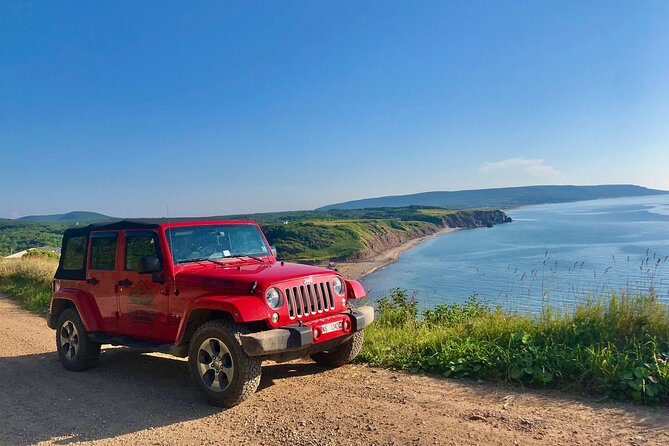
xmin=335 ymin=226 xmax=459 ymax=280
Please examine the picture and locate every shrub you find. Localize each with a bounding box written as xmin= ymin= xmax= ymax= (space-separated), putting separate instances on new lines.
xmin=23 ymin=249 xmax=60 ymax=260
xmin=376 ymin=288 xmax=419 ymax=327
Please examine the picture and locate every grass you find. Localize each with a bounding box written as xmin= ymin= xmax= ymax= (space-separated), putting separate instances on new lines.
xmin=416 ymin=208 xmax=457 ymax=216
xmin=360 ymin=289 xmax=669 ymax=403
xmin=0 ymin=257 xmax=57 ymax=314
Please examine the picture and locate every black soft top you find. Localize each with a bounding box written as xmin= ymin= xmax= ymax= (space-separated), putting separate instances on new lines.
xmin=61 ymin=217 xmax=249 ymax=237
xmin=61 ymin=219 xmax=160 ymax=238
xmin=57 ymin=220 xmax=160 ymax=280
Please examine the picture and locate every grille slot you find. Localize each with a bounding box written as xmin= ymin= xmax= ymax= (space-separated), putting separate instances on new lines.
xmin=286 ymin=288 xmax=295 ymax=318
xmin=285 ymin=279 xmax=335 ymax=320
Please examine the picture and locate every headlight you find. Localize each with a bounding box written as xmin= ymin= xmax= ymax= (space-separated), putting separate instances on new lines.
xmin=265 ymin=288 xmax=282 ymax=309
xmin=333 ymin=277 xmax=345 ymax=296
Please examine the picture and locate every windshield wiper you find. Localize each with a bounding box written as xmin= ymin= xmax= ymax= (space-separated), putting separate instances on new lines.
xmin=177 ymin=255 xmax=264 ymax=265
xmin=225 ymin=254 xmax=264 ymax=263
xmin=177 ymin=258 xmax=227 ymax=266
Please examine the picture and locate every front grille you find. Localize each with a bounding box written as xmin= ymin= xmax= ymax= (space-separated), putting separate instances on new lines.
xmin=285 ymin=280 xmax=335 ymax=319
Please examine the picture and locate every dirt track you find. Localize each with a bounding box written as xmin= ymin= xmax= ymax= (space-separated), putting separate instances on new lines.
xmin=0 ymin=297 xmax=667 ymax=446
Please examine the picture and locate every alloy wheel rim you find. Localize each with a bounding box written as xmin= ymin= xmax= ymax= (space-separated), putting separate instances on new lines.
xmin=59 ymin=320 xmax=79 ymax=360
xmin=197 ymin=337 xmax=234 ymax=392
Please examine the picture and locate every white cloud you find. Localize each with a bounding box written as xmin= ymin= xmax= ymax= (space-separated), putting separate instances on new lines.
xmin=479 ymin=157 xmax=567 ymax=181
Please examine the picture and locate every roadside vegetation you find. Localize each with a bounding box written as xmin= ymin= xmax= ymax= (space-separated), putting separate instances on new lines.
xmin=360 ymin=289 xmax=669 ymax=403
xmin=0 ymin=257 xmax=57 ymax=313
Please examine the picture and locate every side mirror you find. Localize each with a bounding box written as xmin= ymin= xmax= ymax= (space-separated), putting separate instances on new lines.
xmin=138 ymin=256 xmax=161 ymax=274
xmin=271 ymin=246 xmax=278 ymax=257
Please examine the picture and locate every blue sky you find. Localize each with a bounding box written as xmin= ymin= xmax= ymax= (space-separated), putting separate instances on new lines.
xmin=2 ymin=1 xmax=668 ymax=218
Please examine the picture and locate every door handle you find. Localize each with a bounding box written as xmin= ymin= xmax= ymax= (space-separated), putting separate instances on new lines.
xmin=117 ymin=279 xmax=133 ymax=287
xmin=86 ymin=277 xmax=99 ymax=285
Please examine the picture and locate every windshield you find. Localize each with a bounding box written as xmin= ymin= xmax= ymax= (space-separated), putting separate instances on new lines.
xmin=165 ymin=224 xmax=270 ymax=265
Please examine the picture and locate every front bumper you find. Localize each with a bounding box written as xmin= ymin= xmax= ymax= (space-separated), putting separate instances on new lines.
xmin=240 ymin=305 xmax=374 ymax=357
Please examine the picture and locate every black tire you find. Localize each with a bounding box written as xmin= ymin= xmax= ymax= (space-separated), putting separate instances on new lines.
xmin=56 ymin=308 xmax=101 ymax=371
xmin=188 ymin=319 xmax=262 ymax=407
xmin=310 ymin=330 xmax=364 ymax=367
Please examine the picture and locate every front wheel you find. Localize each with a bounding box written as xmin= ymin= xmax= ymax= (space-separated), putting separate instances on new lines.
xmin=310 ymin=331 xmax=364 ymax=367
xmin=188 ymin=319 xmax=262 ymax=407
xmin=56 ymin=308 xmax=101 ymax=371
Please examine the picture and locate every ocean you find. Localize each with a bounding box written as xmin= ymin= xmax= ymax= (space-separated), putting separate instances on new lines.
xmin=360 ymin=194 xmax=669 ymax=312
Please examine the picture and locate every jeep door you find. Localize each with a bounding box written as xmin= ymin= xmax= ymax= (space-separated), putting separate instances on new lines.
xmin=86 ymin=231 xmax=121 ymax=332
xmin=117 ymin=230 xmax=171 ymax=341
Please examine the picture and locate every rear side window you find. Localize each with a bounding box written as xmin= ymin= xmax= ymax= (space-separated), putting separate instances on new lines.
xmin=89 ymin=233 xmax=118 ymax=270
xmin=62 ymin=237 xmax=87 ymax=270
xmin=125 ymin=232 xmax=160 ymax=271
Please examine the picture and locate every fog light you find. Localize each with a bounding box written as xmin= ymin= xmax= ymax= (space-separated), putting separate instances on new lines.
xmin=313 ymin=328 xmax=320 ymax=339
xmin=344 ymin=320 xmax=350 ymax=330
xmin=342 ymin=297 xmax=347 ymax=307
xmin=271 ymin=313 xmax=279 ymax=323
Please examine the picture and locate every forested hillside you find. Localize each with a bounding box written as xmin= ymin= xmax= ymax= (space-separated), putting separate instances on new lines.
xmin=0 ymin=222 xmax=69 ymax=255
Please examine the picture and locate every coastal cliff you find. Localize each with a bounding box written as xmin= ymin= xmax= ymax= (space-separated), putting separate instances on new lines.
xmin=258 ymin=207 xmax=512 ymax=264
xmin=342 ymin=209 xmax=511 ymax=262
xmin=439 ymin=209 xmax=512 ymax=229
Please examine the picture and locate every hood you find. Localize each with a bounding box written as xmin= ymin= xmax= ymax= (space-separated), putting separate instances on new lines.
xmin=174 ymin=260 xmax=336 ymax=294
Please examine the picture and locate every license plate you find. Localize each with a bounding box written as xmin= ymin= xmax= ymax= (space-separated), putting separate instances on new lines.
xmin=320 ymin=320 xmax=343 ymax=334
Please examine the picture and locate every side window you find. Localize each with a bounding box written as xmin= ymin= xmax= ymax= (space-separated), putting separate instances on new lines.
xmin=125 ymin=232 xmax=160 ymax=271
xmin=62 ymin=237 xmax=87 ymax=270
xmin=89 ymin=233 xmax=118 ymax=271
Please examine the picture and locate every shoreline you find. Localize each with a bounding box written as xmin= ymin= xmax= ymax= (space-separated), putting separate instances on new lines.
xmin=335 ymin=227 xmax=459 ymax=280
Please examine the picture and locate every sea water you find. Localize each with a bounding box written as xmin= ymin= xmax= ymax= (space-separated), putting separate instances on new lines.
xmin=361 ymin=194 xmax=669 ymax=312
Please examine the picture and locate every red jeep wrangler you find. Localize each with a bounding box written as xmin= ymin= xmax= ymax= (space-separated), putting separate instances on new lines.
xmin=47 ymin=219 xmax=374 ymax=407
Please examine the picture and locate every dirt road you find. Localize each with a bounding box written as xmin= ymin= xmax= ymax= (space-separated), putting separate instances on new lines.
xmin=0 ymin=297 xmax=667 ymax=446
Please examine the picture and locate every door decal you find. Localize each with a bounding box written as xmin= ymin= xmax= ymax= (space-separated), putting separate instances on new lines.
xmin=129 ymin=310 xmax=157 ymax=324
xmin=128 ymin=281 xmax=155 ymax=306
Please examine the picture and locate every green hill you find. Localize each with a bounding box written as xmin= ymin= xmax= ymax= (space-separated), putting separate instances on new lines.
xmin=17 ymin=211 xmax=113 ymax=224
xmin=317 ymin=184 xmax=668 ymax=211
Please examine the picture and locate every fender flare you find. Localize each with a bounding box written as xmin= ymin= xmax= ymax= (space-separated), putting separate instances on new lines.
xmin=345 ymin=279 xmax=367 ymax=299
xmin=50 ymin=288 xmax=103 ymax=332
xmin=175 ymin=295 xmax=270 ymax=345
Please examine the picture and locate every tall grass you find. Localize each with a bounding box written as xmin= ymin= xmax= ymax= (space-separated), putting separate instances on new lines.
xmin=0 ymin=257 xmax=57 ymax=313
xmin=360 ymin=289 xmax=669 ymax=403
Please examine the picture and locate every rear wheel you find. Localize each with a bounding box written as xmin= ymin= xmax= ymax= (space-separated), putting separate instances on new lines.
xmin=188 ymin=319 xmax=262 ymax=407
xmin=56 ymin=308 xmax=101 ymax=371
xmin=310 ymin=331 xmax=364 ymax=367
